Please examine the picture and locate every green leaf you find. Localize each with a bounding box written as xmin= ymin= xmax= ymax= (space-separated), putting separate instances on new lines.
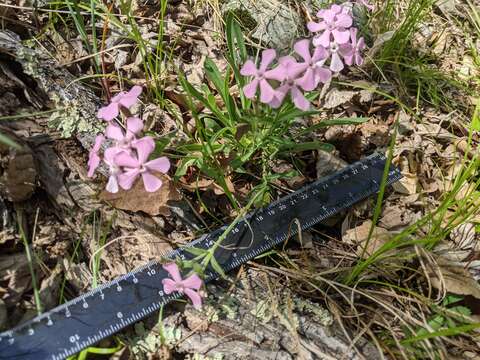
xmin=174 ymin=157 xmax=197 ymax=179
xmin=178 ymin=71 xmax=229 ymax=127
xmin=226 ymin=12 xmax=250 ymax=110
xmin=473 ymin=102 xmax=480 ymax=131
xmin=185 ymin=247 xmax=208 ymax=256
xmin=226 ymin=12 xmax=247 ymax=67
xmin=0 ymin=132 xmax=21 ymax=149
xmin=210 ymin=256 xmax=226 ymax=279
xmin=204 ymin=57 xmax=227 ymax=101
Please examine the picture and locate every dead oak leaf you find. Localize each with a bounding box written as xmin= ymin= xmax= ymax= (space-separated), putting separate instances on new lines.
xmin=343 ymin=220 xmax=391 ymax=258
xmin=428 ymin=257 xmax=480 ymax=300
xmin=99 ymin=175 xmax=182 ymax=216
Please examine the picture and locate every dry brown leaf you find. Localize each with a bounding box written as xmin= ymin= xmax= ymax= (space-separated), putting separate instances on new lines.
xmin=343 ymin=220 xmax=391 ymax=258
xmin=316 ymin=150 xmax=348 ymax=178
xmin=392 ymin=173 xmax=418 ymax=195
xmin=99 ymin=175 xmax=182 ymax=216
xmin=379 ymin=205 xmax=415 ymax=230
xmin=179 ymin=176 xmax=234 ymax=195
xmin=322 ymin=88 xmax=356 ymax=109
xmin=428 ymin=257 xmax=480 ymax=299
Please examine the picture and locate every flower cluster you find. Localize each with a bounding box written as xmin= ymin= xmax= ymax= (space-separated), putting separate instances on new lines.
xmin=240 ymin=1 xmax=372 ymax=111
xmin=88 ymin=86 xmax=171 ymax=193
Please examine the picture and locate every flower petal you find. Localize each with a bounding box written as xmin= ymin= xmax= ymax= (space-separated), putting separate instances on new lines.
xmin=141 ymin=171 xmax=163 ymax=192
xmin=355 ymin=53 xmax=364 ymax=66
xmin=132 ymin=136 xmax=155 ymax=164
xmin=118 ymin=85 xmax=142 ymax=108
xmin=126 ymin=117 xmax=144 ymax=135
xmin=265 ymin=65 xmax=287 ymax=82
xmin=104 ymin=147 xmax=125 ymax=166
xmin=315 ymin=67 xmax=332 ymax=84
xmin=294 ymin=39 xmax=312 ymax=62
xmin=322 ymin=9 xmax=337 ymax=23
xmin=291 ymin=86 xmax=310 ymax=111
xmin=317 ymin=30 xmax=332 ymax=48
xmin=105 ymin=124 xmax=125 ymax=141
xmin=240 ymin=60 xmax=257 ymax=76
xmin=259 ymin=49 xmax=276 ymax=72
xmin=118 ymin=168 xmax=140 ymax=190
xmin=163 ymin=262 xmax=182 ymax=283
xmin=113 ymin=152 xmax=139 ymax=168
xmin=259 ymin=79 xmax=275 ymax=104
xmin=162 ymin=278 xmax=177 ymax=295
xmin=358 ymin=37 xmax=366 ymax=51
xmin=97 ymin=102 xmax=119 ymax=121
xmin=93 ymin=134 xmax=104 ymax=152
xmin=330 ymin=52 xmax=345 ymax=72
xmin=312 ymin=45 xmax=329 ymax=62
xmin=268 ymin=93 xmax=283 ymax=109
xmin=146 ymin=156 xmax=170 ymax=173
xmin=297 ymin=68 xmax=318 ymax=91
xmin=243 ymin=79 xmax=259 ymax=99
xmin=330 ymin=4 xmax=342 ymax=14
xmin=333 ymin=29 xmax=351 ymax=44
xmin=106 ymin=175 xmax=119 ymax=193
xmin=87 ymin=153 xmax=100 ymax=178
xmin=339 ymin=43 xmax=354 ymax=57
xmin=181 ymin=273 xmax=202 ymax=290
xmin=184 ymin=288 xmax=202 ymax=310
xmin=335 ymin=13 xmax=353 ymax=28
xmin=307 ymin=21 xmax=326 ymax=33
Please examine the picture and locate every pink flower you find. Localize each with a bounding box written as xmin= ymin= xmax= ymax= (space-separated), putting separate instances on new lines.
xmin=105 ymin=117 xmax=144 ymax=149
xmin=97 ymin=86 xmax=143 ymax=122
xmin=162 ymin=262 xmax=203 ymax=310
xmin=293 ymin=39 xmax=332 ymax=91
xmin=307 ymin=4 xmax=353 ymax=47
xmin=240 ymin=49 xmax=284 ymax=104
xmin=115 ymin=137 xmax=170 ymax=192
xmin=87 ymin=134 xmax=104 ymax=177
xmin=271 ymin=57 xmax=311 ymax=111
xmin=340 ymin=28 xmax=366 ymax=66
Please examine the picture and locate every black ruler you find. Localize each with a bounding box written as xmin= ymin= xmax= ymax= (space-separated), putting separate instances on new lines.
xmin=0 ymin=153 xmax=401 ymax=360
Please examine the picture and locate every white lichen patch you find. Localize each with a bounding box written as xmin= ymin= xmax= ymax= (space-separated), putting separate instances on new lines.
xmin=127 ymin=321 xmax=181 ymax=359
xmin=48 ymin=95 xmax=102 ymax=137
xmin=250 ymin=299 xmax=274 ymax=323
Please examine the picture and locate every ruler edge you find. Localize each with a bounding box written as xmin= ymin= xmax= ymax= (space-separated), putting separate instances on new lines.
xmin=0 ymin=153 xmax=401 ymax=341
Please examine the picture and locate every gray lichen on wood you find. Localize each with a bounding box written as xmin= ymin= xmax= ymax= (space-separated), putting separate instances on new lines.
xmin=0 ymin=31 xmax=102 ymax=140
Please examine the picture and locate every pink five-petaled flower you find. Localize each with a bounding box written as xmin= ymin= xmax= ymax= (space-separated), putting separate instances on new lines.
xmin=115 ymin=136 xmax=170 ymax=192
xmin=340 ymin=28 xmax=366 ymax=66
xmin=97 ymin=85 xmax=143 ymax=122
xmin=162 ymin=262 xmax=203 ymax=310
xmin=105 ymin=117 xmax=144 ymax=150
xmin=293 ymin=39 xmax=332 ymax=91
xmin=308 ymin=4 xmax=353 ymax=48
xmin=270 ymin=56 xmax=311 ymax=111
xmin=240 ymin=49 xmax=283 ymax=104
xmin=87 ymin=134 xmax=104 ymax=178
